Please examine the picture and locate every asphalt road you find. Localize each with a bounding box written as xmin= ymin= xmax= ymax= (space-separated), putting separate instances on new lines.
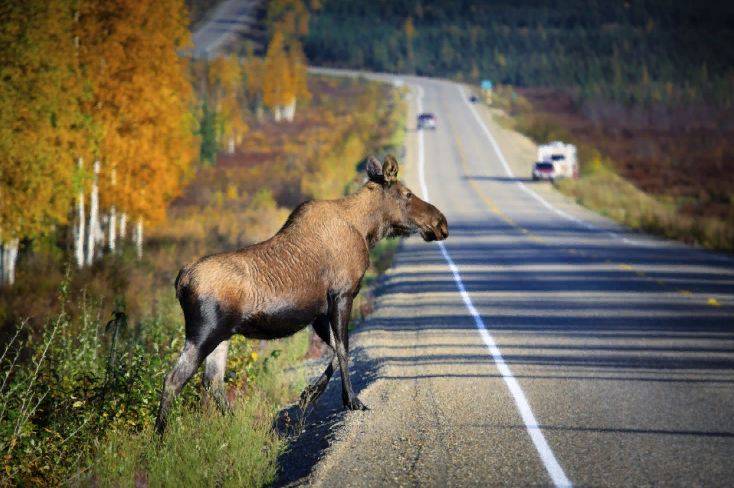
xmin=190 ymin=0 xmax=260 ymax=58
xmin=275 ymin=73 xmax=734 ymax=487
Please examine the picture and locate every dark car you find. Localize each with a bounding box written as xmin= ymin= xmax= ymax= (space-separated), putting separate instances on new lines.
xmin=469 ymin=95 xmax=479 ymax=103
xmin=532 ymin=161 xmax=556 ymax=181
xmin=417 ymin=113 xmax=437 ymax=130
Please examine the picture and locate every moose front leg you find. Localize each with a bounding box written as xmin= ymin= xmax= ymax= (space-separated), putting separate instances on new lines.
xmin=330 ymin=292 xmax=368 ymax=411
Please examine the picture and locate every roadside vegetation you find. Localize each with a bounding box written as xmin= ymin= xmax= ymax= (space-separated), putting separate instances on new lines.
xmin=0 ymin=72 xmax=405 ymax=485
xmin=0 ymin=0 xmax=406 ymax=484
xmin=491 ymin=85 xmax=734 ymax=251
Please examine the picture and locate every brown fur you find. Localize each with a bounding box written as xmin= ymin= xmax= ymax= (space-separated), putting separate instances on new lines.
xmin=155 ymin=155 xmax=448 ymax=433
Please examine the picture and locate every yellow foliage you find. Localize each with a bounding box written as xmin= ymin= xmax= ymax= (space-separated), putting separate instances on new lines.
xmin=263 ymin=30 xmax=293 ymax=109
xmin=267 ymin=0 xmax=309 ymax=38
xmin=0 ymin=0 xmax=80 ymax=241
xmin=208 ymin=54 xmax=249 ymax=149
xmin=301 ymin=134 xmax=365 ymax=200
xmin=79 ymin=0 xmax=197 ymax=226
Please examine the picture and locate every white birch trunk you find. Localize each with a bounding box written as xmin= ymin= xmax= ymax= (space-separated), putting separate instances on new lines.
xmin=74 ymin=158 xmax=86 ymax=269
xmin=2 ymin=239 xmax=19 ymax=286
xmin=96 ymin=214 xmax=105 ymax=257
xmin=283 ymin=98 xmax=296 ymax=121
xmin=273 ymin=105 xmax=283 ymax=122
xmin=134 ymin=218 xmax=143 ymax=259
xmin=227 ymin=137 xmax=235 ymax=154
xmin=119 ymin=213 xmax=127 ymax=240
xmin=108 ymin=169 xmax=117 ymax=252
xmin=85 ymin=161 xmax=100 ymax=266
xmin=108 ymin=206 xmax=116 ymax=252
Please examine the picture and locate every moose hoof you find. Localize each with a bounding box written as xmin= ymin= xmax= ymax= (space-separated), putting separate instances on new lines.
xmin=344 ymin=397 xmax=369 ymax=411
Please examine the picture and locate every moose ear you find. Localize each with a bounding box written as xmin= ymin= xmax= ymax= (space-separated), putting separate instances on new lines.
xmin=382 ymin=155 xmax=399 ymax=183
xmin=366 ymin=155 xmax=384 ymax=183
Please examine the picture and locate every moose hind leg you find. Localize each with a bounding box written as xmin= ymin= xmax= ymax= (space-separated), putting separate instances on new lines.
xmin=299 ymin=315 xmax=337 ymax=412
xmin=156 ymin=340 xmax=203 ymax=434
xmin=203 ymin=339 xmax=231 ymax=414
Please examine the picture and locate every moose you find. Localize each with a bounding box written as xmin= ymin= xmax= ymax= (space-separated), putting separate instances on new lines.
xmin=155 ymin=154 xmax=448 ymax=434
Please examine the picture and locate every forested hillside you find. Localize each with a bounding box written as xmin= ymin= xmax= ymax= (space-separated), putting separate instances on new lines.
xmin=307 ymin=0 xmax=734 ymax=106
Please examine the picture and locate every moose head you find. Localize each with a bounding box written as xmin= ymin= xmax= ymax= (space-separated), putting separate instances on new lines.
xmin=365 ymin=155 xmax=448 ymax=242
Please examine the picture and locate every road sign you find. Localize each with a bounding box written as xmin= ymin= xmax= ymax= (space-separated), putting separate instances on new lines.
xmin=481 ymin=80 xmax=493 ymax=91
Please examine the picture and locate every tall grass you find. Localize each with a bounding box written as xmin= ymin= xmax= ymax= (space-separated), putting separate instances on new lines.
xmin=0 ymin=274 xmax=309 ymax=485
xmin=93 ymin=333 xmax=309 ymax=488
xmin=94 ymin=396 xmax=280 ymax=488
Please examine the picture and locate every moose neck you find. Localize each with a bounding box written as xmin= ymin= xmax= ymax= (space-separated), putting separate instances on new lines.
xmin=341 ymin=186 xmax=391 ymax=249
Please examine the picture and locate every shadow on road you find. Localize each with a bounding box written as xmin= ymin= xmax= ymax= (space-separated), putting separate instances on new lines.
xmin=272 ymin=349 xmax=380 ymax=487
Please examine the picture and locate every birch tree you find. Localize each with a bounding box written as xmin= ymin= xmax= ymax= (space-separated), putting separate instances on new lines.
xmin=263 ymin=0 xmax=310 ymax=122
xmin=263 ymin=30 xmax=293 ymax=121
xmin=74 ymin=158 xmax=86 ymax=268
xmin=284 ymin=40 xmax=310 ymax=121
xmin=0 ymin=0 xmax=80 ymax=284
xmin=208 ymin=55 xmax=249 ymax=154
xmin=85 ymin=161 xmax=100 ymax=266
xmin=78 ymin=0 xmax=196 ymax=260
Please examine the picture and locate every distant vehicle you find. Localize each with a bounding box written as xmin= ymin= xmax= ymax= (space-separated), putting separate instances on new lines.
xmin=536 ymin=141 xmax=578 ymax=179
xmin=532 ymin=161 xmax=556 ymax=181
xmin=469 ymin=94 xmax=479 ymax=103
xmin=417 ymin=113 xmax=437 ymax=130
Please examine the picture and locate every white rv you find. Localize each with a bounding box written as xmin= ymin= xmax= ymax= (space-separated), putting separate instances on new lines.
xmin=535 ymin=141 xmax=578 ymax=180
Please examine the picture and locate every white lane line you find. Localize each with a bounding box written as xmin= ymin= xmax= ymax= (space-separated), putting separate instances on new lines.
xmin=456 ymin=85 xmax=637 ymax=245
xmin=415 ymin=83 xmax=573 ymax=488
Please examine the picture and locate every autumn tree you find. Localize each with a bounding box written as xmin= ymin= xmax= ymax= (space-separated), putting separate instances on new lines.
xmin=263 ymin=33 xmax=310 ymax=122
xmin=208 ymin=54 xmax=249 ymax=154
xmin=242 ymin=50 xmax=265 ymax=120
xmin=77 ymin=0 xmax=196 ymax=260
xmin=267 ymin=0 xmax=309 ymax=40
xmin=263 ymin=0 xmax=310 ymax=122
xmin=263 ymin=30 xmax=292 ymax=122
xmin=284 ymin=40 xmax=310 ymax=121
xmin=0 ymin=0 xmax=81 ymax=284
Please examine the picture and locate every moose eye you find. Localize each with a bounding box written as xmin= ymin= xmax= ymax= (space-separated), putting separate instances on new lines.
xmin=405 ymin=191 xmax=413 ymax=199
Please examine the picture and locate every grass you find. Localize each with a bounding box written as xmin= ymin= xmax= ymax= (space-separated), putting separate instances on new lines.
xmin=92 ymin=333 xmax=309 ymax=488
xmin=93 ymin=396 xmax=280 ymax=488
